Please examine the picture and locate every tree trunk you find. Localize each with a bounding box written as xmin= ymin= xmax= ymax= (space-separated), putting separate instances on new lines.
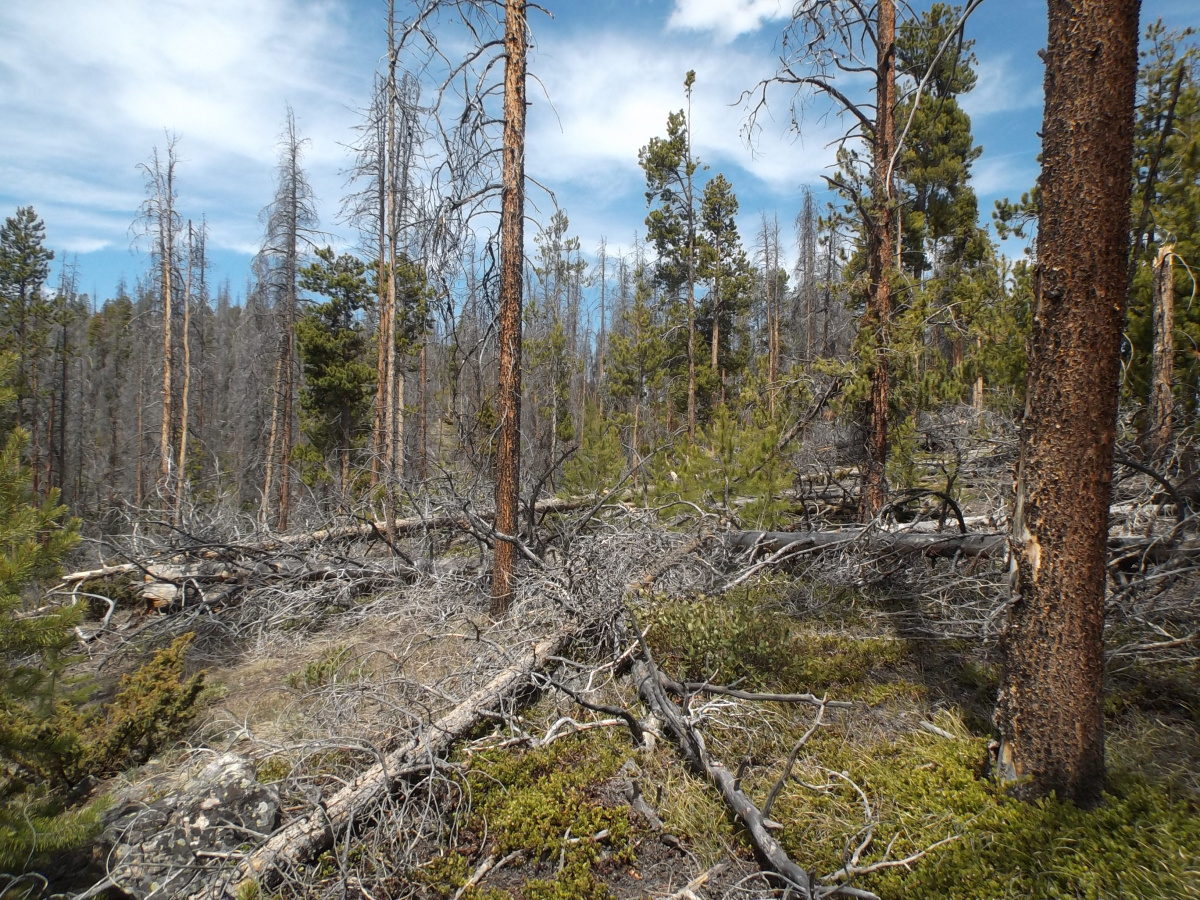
xmin=174 ymin=223 xmax=194 ymax=526
xmin=1148 ymin=246 xmax=1175 ymax=461
xmin=996 ymin=0 xmax=1139 ymax=808
xmin=159 ymin=203 xmax=174 ymax=492
xmin=491 ymin=0 xmax=527 ymax=615
xmin=859 ymin=0 xmax=896 ymax=523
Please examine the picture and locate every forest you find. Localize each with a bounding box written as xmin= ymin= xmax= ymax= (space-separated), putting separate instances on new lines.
xmin=1 ymin=1 xmax=1198 ymax=898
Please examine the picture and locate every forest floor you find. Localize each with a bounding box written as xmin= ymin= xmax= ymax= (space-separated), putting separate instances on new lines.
xmin=24 ymin=440 xmax=1200 ymax=900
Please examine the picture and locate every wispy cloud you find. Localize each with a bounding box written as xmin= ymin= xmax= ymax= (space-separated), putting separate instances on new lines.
xmin=666 ymin=0 xmax=791 ymax=43
xmin=0 ymin=0 xmax=368 ymax=261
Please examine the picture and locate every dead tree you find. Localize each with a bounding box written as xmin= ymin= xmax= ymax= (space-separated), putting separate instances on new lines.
xmin=257 ymin=109 xmax=318 ymax=531
xmin=996 ymin=0 xmax=1140 ymax=807
xmin=1148 ymin=245 xmax=1176 ymax=462
xmin=491 ymin=0 xmax=528 ymax=614
xmin=137 ymin=138 xmax=181 ymax=496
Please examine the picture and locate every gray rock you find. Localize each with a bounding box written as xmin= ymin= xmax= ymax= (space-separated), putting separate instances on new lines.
xmin=99 ymin=753 xmax=280 ymax=900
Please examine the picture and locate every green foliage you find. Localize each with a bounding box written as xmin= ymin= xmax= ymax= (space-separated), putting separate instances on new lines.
xmin=1123 ymin=23 xmax=1200 ymax=416
xmin=697 ymin=173 xmax=753 ymax=383
xmin=286 ymin=644 xmax=351 ymax=690
xmin=87 ymin=633 xmax=205 ymax=771
xmin=772 ymin=730 xmax=1200 ymax=899
xmin=0 ymin=425 xmax=82 ymax=785
xmin=645 ymin=586 xmax=911 ymax=697
xmin=297 ymin=247 xmax=376 ymax=484
xmin=606 ymin=265 xmax=667 ymax=459
xmin=0 ymin=792 xmax=107 ymax=873
xmin=656 ymin=403 xmax=790 ymax=529
xmin=562 ymin=402 xmax=624 ymax=495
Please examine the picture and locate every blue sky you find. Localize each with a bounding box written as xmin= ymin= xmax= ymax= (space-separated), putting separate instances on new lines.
xmin=1 ymin=0 xmax=1194 ymax=303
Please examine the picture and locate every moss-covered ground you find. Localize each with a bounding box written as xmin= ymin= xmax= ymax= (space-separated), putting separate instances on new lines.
xmin=393 ymin=574 xmax=1200 ymax=900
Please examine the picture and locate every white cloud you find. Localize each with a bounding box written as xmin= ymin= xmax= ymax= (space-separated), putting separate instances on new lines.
xmin=667 ymin=0 xmax=791 ymax=43
xmin=961 ymin=54 xmax=1043 ymax=120
xmin=0 ymin=0 xmax=367 ymax=259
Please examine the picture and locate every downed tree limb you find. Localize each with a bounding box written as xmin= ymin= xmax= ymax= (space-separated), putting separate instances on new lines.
xmin=631 ymin=650 xmax=817 ymax=895
xmin=629 ymin=641 xmax=877 ymax=899
xmin=197 ymin=627 xmax=575 ymax=900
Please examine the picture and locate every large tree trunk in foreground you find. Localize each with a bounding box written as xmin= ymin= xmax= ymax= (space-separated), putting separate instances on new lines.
xmin=491 ymin=0 xmax=527 ymax=614
xmin=996 ymin=0 xmax=1139 ymax=807
xmin=859 ymin=0 xmax=896 ymax=523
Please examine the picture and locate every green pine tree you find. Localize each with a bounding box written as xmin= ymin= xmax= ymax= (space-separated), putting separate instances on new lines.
xmin=297 ymin=248 xmax=378 ymax=494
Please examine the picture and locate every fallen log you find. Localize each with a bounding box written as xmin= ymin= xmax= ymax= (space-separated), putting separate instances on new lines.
xmin=179 ymin=532 xmax=713 ymax=900
xmin=730 ymin=529 xmax=1006 ymax=559
xmin=198 ymin=627 xmax=575 ymax=900
xmin=730 ymin=530 xmax=1200 ymax=564
xmin=58 ymin=497 xmax=599 ymax=607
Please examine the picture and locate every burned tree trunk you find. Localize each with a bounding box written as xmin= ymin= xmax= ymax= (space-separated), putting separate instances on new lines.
xmin=996 ymin=0 xmax=1139 ymax=807
xmin=490 ymin=0 xmax=528 ymax=615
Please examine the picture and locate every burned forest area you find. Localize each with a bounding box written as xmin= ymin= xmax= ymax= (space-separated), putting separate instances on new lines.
xmin=2 ymin=2 xmax=1199 ymax=899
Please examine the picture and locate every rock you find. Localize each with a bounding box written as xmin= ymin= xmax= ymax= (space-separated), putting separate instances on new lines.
xmin=100 ymin=753 xmax=280 ymax=900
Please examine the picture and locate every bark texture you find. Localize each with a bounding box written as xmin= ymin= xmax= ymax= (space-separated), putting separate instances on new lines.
xmin=996 ymin=0 xmax=1139 ymax=807
xmin=860 ymin=0 xmax=896 ymax=522
xmin=491 ymin=0 xmax=527 ymax=614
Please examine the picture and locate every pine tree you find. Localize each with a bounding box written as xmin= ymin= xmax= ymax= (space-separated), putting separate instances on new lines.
xmin=640 ymin=72 xmax=701 ymax=440
xmin=296 ymin=248 xmax=377 ymax=496
xmin=697 ymin=174 xmax=753 ymax=398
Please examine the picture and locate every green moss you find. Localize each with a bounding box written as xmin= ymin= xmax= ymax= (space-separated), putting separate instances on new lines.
xmin=767 ymin=729 xmax=1200 ymax=899
xmin=460 ymin=733 xmax=636 ymax=900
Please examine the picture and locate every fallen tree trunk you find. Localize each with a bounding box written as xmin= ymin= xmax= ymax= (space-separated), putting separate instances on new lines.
xmin=729 ymin=529 xmax=1006 ymax=559
xmin=198 ymin=627 xmax=575 ymax=900
xmin=59 ymin=497 xmax=596 ymax=597
xmin=730 ymin=530 xmax=1200 ymax=564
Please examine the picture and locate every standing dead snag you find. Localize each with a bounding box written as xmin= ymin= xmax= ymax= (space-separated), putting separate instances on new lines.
xmin=1148 ymin=244 xmax=1175 ymax=462
xmin=491 ymin=0 xmax=527 ymax=615
xmin=996 ymin=0 xmax=1139 ymax=807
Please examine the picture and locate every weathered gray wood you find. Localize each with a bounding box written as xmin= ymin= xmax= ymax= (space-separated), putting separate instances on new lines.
xmin=729 ymin=530 xmax=1200 ymax=564
xmin=197 ymin=627 xmax=575 ymax=899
